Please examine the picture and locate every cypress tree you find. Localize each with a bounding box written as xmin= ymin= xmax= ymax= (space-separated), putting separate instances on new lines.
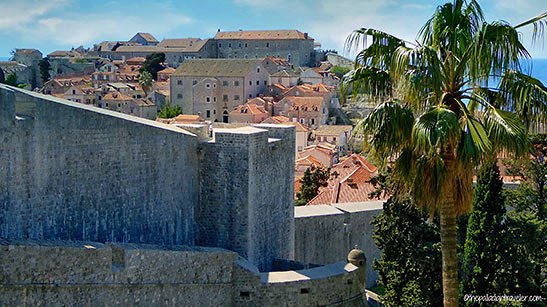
xmin=460 ymin=164 xmax=507 ymax=305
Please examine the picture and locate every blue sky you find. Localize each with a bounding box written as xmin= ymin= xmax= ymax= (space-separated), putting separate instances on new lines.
xmin=1 ymin=0 xmax=546 ymax=59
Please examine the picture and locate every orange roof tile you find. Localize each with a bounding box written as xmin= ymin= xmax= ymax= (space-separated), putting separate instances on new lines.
xmin=214 ymin=30 xmax=313 ymax=40
xmin=103 ymin=91 xmax=133 ymax=101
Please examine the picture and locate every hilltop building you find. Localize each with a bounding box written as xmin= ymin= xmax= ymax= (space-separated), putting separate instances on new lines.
xmin=170 ymin=59 xmax=269 ymax=122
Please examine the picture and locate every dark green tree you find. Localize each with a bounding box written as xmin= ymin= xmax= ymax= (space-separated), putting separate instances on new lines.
xmin=372 ymin=197 xmax=443 ymax=307
xmin=38 ymin=58 xmax=51 ymax=84
xmin=157 ymin=104 xmax=182 ymax=119
xmin=329 ymin=65 xmax=350 ymax=79
xmin=295 ymin=166 xmax=330 ymax=206
xmin=4 ymin=73 xmax=17 ymax=86
xmin=140 ymin=52 xmax=165 ymax=80
xmin=460 ymin=164 xmax=508 ymax=305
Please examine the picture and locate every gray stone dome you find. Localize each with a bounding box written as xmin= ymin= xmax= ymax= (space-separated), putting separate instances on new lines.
xmin=347 ymin=248 xmax=366 ymax=267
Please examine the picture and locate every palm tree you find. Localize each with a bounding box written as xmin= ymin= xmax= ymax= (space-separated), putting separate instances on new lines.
xmin=138 ymin=70 xmax=153 ymax=97
xmin=342 ymin=1 xmax=547 ymax=306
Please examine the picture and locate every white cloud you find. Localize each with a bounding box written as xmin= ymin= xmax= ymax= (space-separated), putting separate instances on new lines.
xmin=0 ymin=0 xmax=69 ymax=30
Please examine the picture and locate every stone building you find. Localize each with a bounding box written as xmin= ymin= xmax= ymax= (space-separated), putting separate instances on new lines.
xmin=274 ymin=96 xmax=328 ymax=128
xmin=313 ymin=125 xmax=353 ymax=154
xmin=214 ymin=30 xmax=315 ymax=66
xmin=170 ymin=59 xmax=269 ymax=122
xmin=99 ymin=39 xmax=218 ymax=68
xmin=63 ymin=85 xmax=97 ymax=105
xmin=229 ymin=101 xmax=269 ymax=124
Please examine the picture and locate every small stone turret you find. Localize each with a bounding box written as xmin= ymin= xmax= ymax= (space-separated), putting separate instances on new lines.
xmin=348 ymin=246 xmax=367 ymax=295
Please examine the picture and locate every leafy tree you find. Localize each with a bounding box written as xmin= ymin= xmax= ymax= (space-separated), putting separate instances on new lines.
xmin=330 ymin=65 xmax=350 ymax=79
xmin=372 ymin=197 xmax=443 ymax=307
xmin=140 ymin=52 xmax=165 ymax=80
xmin=73 ymin=58 xmax=87 ymax=64
xmin=38 ymin=58 xmax=51 ymax=84
xmin=157 ymin=104 xmax=182 ymax=119
xmin=4 ymin=73 xmax=17 ymax=86
xmin=295 ymin=166 xmax=330 ymax=206
xmin=342 ymin=2 xmax=547 ymax=305
xmin=138 ymin=70 xmax=153 ymax=97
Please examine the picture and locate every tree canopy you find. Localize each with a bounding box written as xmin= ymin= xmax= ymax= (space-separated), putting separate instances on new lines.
xmin=295 ymin=166 xmax=330 ymax=206
xmin=38 ymin=58 xmax=51 ymax=84
xmin=140 ymin=52 xmax=165 ymax=81
xmin=342 ymin=1 xmax=547 ymax=305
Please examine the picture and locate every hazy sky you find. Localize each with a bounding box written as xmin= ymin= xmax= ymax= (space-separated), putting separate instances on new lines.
xmin=1 ymin=0 xmax=546 ymax=59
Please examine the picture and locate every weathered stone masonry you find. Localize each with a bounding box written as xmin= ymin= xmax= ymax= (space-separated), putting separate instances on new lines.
xmin=0 ymin=85 xmax=294 ymax=270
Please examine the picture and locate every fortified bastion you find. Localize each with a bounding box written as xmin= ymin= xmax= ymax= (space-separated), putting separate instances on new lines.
xmin=0 ymin=84 xmax=370 ymax=306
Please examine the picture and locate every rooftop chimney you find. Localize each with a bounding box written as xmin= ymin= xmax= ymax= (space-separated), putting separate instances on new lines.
xmin=304 ymin=32 xmax=308 ymax=39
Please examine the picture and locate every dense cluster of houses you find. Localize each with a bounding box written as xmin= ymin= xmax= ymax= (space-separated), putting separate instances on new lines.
xmin=3 ymin=29 xmax=382 ymax=206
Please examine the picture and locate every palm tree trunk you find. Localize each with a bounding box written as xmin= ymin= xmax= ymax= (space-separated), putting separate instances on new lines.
xmin=440 ymin=158 xmax=459 ymax=307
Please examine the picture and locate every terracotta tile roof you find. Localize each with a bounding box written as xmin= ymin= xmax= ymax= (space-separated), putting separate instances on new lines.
xmin=261 ymin=116 xmax=290 ymax=124
xmin=173 ymin=59 xmax=262 ymax=77
xmin=214 ymin=29 xmax=313 ymax=40
xmin=48 ymin=50 xmax=73 ymax=57
xmin=306 ymin=154 xmax=384 ymax=206
xmin=135 ymin=32 xmax=159 ymax=43
xmin=247 ymin=97 xmax=268 ymax=106
xmin=157 ymin=38 xmax=202 ymax=48
xmin=132 ymin=98 xmax=155 ymax=107
xmin=296 ymin=155 xmax=326 ymax=168
xmin=115 ymin=39 xmax=210 ymax=53
xmin=230 ymin=103 xmax=267 ymax=115
xmin=157 ymin=67 xmax=176 ymax=75
xmin=271 ymin=69 xmax=300 ymax=77
xmin=103 ymin=91 xmax=133 ymax=101
xmin=283 ymin=121 xmax=310 ymax=132
xmin=125 ymin=57 xmax=146 ymax=65
xmin=15 ymin=49 xmax=41 ymax=55
xmin=279 ymin=96 xmax=324 ymax=111
xmin=263 ymin=56 xmax=292 ymax=66
xmin=174 ymin=114 xmax=204 ymax=123
xmin=315 ymin=125 xmax=353 ymax=136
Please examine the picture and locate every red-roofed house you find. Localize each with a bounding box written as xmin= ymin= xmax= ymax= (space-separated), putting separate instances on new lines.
xmin=229 ymin=101 xmax=269 ymax=123
xmin=274 ymin=96 xmax=328 ymax=128
xmin=306 ymin=154 xmax=384 ymax=206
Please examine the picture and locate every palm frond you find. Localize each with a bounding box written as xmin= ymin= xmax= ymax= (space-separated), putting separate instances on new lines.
xmin=346 ymin=28 xmax=405 ymax=70
xmin=468 ymin=21 xmax=530 ymax=84
xmin=340 ymin=66 xmax=392 ymax=103
xmin=498 ymin=69 xmax=547 ymax=129
xmin=412 ymin=107 xmax=460 ymax=155
xmin=514 ymin=12 xmax=547 ymax=45
xmin=391 ymin=45 xmax=443 ymax=107
xmin=482 ymin=107 xmax=531 ymax=157
xmin=353 ymin=100 xmax=414 ymax=165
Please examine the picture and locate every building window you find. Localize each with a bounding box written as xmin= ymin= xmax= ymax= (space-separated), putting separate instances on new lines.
xmin=117 ymin=103 xmax=121 ymax=108
xmin=213 ymin=83 xmax=216 ymax=88
xmin=333 ymin=137 xmax=337 ymax=141
xmin=245 ymin=43 xmax=248 ymax=48
xmin=238 ymin=43 xmax=242 ymax=48
xmin=256 ymin=80 xmax=259 ymax=85
xmin=193 ymin=80 xmax=197 ymax=85
xmin=323 ymin=108 xmax=326 ymax=114
xmin=257 ymin=67 xmax=260 ymax=73
xmin=223 ymin=95 xmax=228 ymax=102
xmin=234 ymin=81 xmax=239 ymax=86
xmin=106 ymin=103 xmax=109 ymax=107
xmin=249 ymin=81 xmax=252 ymax=86
xmin=266 ymin=42 xmax=270 ymax=48
xmin=218 ymin=43 xmax=222 ymax=48
xmin=206 ymin=110 xmax=211 ymax=118
xmin=234 ymin=95 xmax=239 ymax=100
xmin=249 ymin=94 xmax=252 ymax=98
xmin=311 ymin=118 xmax=315 ymax=125
xmin=264 ymin=80 xmax=267 ymax=85
xmin=214 ymin=97 xmax=217 ymax=102
xmin=298 ymin=146 xmax=303 ymax=152
xmin=292 ymin=117 xmax=297 ymax=122
xmin=223 ymin=81 xmax=228 ymax=86
xmin=206 ymin=96 xmax=211 ymax=103
xmin=214 ymin=109 xmax=216 ymax=114
xmin=206 ymin=83 xmax=211 ymax=88
xmin=177 ymin=94 xmax=182 ymax=99
xmin=228 ymin=43 xmax=232 ymax=48
xmin=300 ymin=118 xmax=305 ymax=124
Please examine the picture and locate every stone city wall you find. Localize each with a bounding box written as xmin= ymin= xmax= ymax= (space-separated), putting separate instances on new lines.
xmin=0 ymin=239 xmax=365 ymax=307
xmin=0 ymin=85 xmax=199 ymax=245
xmin=294 ymin=202 xmax=384 ymax=288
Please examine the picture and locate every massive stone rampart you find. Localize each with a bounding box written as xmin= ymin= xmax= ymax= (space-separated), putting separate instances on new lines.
xmin=0 ymin=239 xmax=365 ymax=306
xmin=0 ymin=84 xmax=199 ymax=245
xmin=294 ymin=202 xmax=383 ymax=288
